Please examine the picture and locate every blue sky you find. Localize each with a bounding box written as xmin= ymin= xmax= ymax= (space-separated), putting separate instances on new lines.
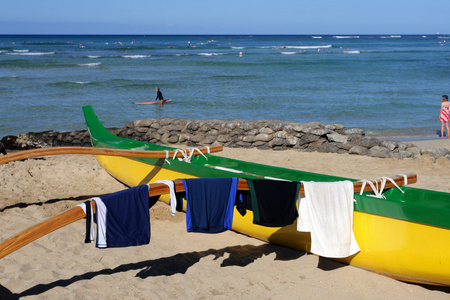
xmin=1 ymin=0 xmax=448 ymax=35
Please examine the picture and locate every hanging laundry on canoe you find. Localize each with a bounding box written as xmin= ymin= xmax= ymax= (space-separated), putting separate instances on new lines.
xmin=79 ymin=200 xmax=95 ymax=244
xmin=180 ymin=178 xmax=238 ymax=233
xmin=79 ymin=185 xmax=151 ymax=248
xmin=246 ymin=179 xmax=300 ymax=227
xmin=298 ymin=181 xmax=360 ymax=258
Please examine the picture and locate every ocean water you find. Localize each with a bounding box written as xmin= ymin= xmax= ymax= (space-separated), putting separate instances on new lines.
xmin=1 ymin=34 xmax=449 ymax=140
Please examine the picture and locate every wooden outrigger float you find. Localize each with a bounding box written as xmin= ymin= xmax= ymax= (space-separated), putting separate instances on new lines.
xmin=0 ymin=145 xmax=223 ymax=165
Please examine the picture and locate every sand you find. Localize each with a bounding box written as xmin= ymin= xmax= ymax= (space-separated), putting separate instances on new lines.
xmin=0 ymin=142 xmax=449 ymax=299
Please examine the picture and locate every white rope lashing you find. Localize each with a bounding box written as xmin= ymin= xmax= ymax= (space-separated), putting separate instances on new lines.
xmin=359 ymin=176 xmax=405 ymax=199
xmin=163 ymin=147 xmax=210 ymax=164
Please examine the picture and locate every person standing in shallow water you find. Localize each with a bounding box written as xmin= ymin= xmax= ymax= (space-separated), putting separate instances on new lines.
xmin=155 ymin=87 xmax=164 ymax=107
xmin=439 ymin=95 xmax=450 ymax=139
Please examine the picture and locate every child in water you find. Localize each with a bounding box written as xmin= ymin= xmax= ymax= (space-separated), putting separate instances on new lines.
xmin=439 ymin=95 xmax=450 ymax=139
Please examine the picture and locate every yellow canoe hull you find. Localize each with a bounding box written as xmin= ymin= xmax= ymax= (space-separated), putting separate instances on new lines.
xmin=95 ymin=155 xmax=450 ymax=286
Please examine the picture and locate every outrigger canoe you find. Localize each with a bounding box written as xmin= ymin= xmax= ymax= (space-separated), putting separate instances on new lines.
xmin=2 ymin=106 xmax=447 ymax=286
xmin=80 ymin=105 xmax=450 ymax=286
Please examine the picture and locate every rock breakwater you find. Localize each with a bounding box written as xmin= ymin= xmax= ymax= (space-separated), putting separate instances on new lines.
xmin=2 ymin=118 xmax=449 ymax=161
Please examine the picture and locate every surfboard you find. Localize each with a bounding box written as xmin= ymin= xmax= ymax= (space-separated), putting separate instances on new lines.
xmin=133 ymin=99 xmax=172 ymax=104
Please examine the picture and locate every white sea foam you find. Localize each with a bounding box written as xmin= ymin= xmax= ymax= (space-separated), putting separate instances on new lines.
xmin=390 ymin=35 xmax=401 ymax=38
xmin=333 ymin=36 xmax=359 ymax=39
xmin=121 ymin=55 xmax=151 ymax=59
xmin=72 ymin=81 xmax=91 ymax=84
xmin=198 ymin=53 xmax=223 ymax=56
xmin=344 ymin=50 xmax=360 ymax=54
xmin=78 ymin=62 xmax=101 ymax=67
xmin=231 ymin=47 xmax=244 ymax=49
xmin=286 ymin=45 xmax=332 ymax=49
xmin=7 ymin=52 xmax=55 ymax=56
xmin=281 ymin=51 xmax=299 ymax=55
xmin=312 ymin=36 xmax=322 ymax=39
xmin=13 ymin=49 xmax=29 ymax=53
xmin=88 ymin=55 xmax=101 ymax=58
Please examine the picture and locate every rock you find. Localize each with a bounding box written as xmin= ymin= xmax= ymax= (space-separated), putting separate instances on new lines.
xmin=240 ymin=122 xmax=254 ymax=131
xmin=254 ymin=133 xmax=273 ymax=142
xmin=297 ymin=134 xmax=320 ymax=146
xmin=217 ymin=135 xmax=231 ymax=143
xmin=333 ymin=124 xmax=346 ymax=131
xmin=349 ymin=145 xmax=368 ymax=155
xmin=368 ymin=146 xmax=390 ymax=158
xmin=388 ymin=151 xmax=415 ymax=159
xmin=225 ymin=122 xmax=238 ymax=130
xmin=159 ymin=117 xmax=175 ymax=126
xmin=190 ymin=134 xmax=205 ymax=143
xmin=317 ymin=143 xmax=340 ymax=153
xmin=150 ymin=122 xmax=161 ymax=129
xmin=291 ymin=124 xmax=309 ymax=132
xmin=186 ymin=121 xmax=200 ymax=131
xmin=273 ymin=146 xmax=288 ymax=151
xmin=301 ymin=122 xmax=323 ymax=134
xmin=235 ymin=141 xmax=252 ymax=147
xmin=420 ymin=146 xmax=450 ymax=160
xmin=246 ymin=129 xmax=259 ymax=136
xmin=359 ymin=137 xmax=380 ymax=149
xmin=327 ymin=133 xmax=348 ymax=144
xmin=381 ymin=140 xmax=398 ymax=151
xmin=324 ymin=124 xmax=336 ymax=131
xmin=283 ymin=124 xmax=295 ymax=133
xmin=230 ymin=128 xmax=245 ymax=136
xmin=203 ymin=135 xmax=217 ymax=144
xmin=200 ymin=123 xmax=212 ymax=132
xmin=308 ymin=139 xmax=326 ymax=149
xmin=242 ymin=135 xmax=255 ymax=143
xmin=149 ymin=131 xmax=161 ymax=140
xmin=397 ymin=142 xmax=411 ymax=151
xmin=133 ymin=119 xmax=154 ymax=127
xmin=335 ymin=142 xmax=354 ymax=151
xmin=178 ymin=133 xmax=190 ymax=143
xmin=207 ymin=129 xmax=219 ymax=136
xmin=270 ymin=138 xmax=285 ymax=146
xmin=274 ymin=131 xmax=287 ymax=139
xmin=253 ymin=141 xmax=268 ymax=147
xmin=270 ymin=122 xmax=284 ymax=131
xmin=285 ymin=137 xmax=298 ymax=147
xmin=310 ymin=128 xmax=332 ymax=136
xmin=259 ymin=127 xmax=274 ymax=134
xmin=136 ymin=126 xmax=149 ymax=133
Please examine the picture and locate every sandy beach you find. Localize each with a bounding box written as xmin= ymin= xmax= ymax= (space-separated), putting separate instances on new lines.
xmin=0 ymin=140 xmax=449 ymax=299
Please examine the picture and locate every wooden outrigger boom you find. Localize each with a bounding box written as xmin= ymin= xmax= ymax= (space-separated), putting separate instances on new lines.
xmin=0 ymin=174 xmax=416 ymax=260
xmin=0 ymin=145 xmax=223 ymax=165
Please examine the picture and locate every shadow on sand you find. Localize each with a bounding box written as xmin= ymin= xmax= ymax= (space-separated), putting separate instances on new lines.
xmin=2 ymin=243 xmax=310 ymax=299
